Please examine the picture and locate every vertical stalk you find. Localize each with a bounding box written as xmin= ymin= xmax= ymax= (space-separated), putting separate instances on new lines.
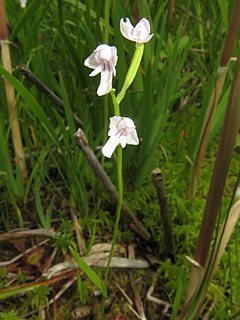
xmin=195 ymin=51 xmax=240 ymax=268
xmin=0 ymin=0 xmax=27 ymax=180
xmin=103 ymin=0 xmax=110 ymax=142
xmin=117 ymin=43 xmax=144 ymax=104
xmin=101 ymin=93 xmax=122 ymax=319
xmin=100 ymin=37 xmax=145 ymax=318
xmin=180 ymin=47 xmax=240 ymax=319
xmin=104 ymin=94 xmax=121 ymax=284
xmin=152 ymin=168 xmax=175 ymax=262
xmin=191 ymin=0 xmax=240 ymax=196
xmin=104 ymin=145 xmax=123 ymax=284
xmin=168 ymin=0 xmax=175 ymax=27
xmin=220 ymin=0 xmax=240 ymax=67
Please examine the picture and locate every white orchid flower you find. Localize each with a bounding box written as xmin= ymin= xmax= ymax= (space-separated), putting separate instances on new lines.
xmin=120 ymin=18 xmax=154 ymax=44
xmin=19 ymin=0 xmax=27 ymax=8
xmin=84 ymin=44 xmax=118 ymax=96
xmin=102 ymin=116 xmax=139 ymax=158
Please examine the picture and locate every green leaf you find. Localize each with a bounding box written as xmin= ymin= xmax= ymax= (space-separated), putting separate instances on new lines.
xmin=0 ymin=65 xmax=60 ymax=148
xmin=69 ymin=246 xmax=106 ymax=296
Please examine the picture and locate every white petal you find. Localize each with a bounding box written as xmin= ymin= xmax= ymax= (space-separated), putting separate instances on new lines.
xmin=124 ymin=117 xmax=135 ymax=128
xmin=94 ymin=44 xmax=110 ymax=52
xmin=126 ymin=129 xmax=139 ymax=145
xmin=137 ymin=33 xmax=154 ymax=44
xmin=102 ymin=136 xmax=120 ymax=158
xmin=120 ymin=136 xmax=127 ymax=148
xmin=107 ymin=60 xmax=117 ymax=77
xmin=94 ymin=44 xmax=116 ymax=64
xmin=89 ymin=64 xmax=103 ymax=77
xmin=84 ymin=53 xmax=98 ymax=69
xmin=139 ymin=18 xmax=151 ymax=34
xmin=109 ymin=116 xmax=122 ymax=130
xmin=111 ymin=47 xmax=118 ymax=66
xmin=133 ymin=19 xmax=154 ymax=43
xmin=113 ymin=66 xmax=116 ymax=77
xmin=120 ymin=18 xmax=135 ymax=41
xmin=97 ymin=70 xmax=113 ymax=96
xmin=99 ymin=47 xmax=114 ymax=61
xmin=120 ymin=17 xmax=153 ymax=44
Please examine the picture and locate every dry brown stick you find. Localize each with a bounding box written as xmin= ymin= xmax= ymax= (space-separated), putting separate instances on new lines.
xmin=18 ymin=64 xmax=83 ymax=128
xmin=168 ymin=0 xmax=175 ymax=26
xmin=191 ymin=0 xmax=240 ymax=197
xmin=115 ymin=281 xmax=142 ymax=319
xmin=74 ymin=129 xmax=151 ymax=241
xmin=0 ymin=1 xmax=27 ymax=179
xmin=152 ymin=168 xmax=175 ymax=262
xmin=0 ymin=228 xmax=56 ymax=242
xmin=146 ymin=282 xmax=171 ymax=314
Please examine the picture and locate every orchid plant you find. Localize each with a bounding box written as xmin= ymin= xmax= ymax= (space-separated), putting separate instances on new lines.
xmin=84 ymin=16 xmax=153 ymax=304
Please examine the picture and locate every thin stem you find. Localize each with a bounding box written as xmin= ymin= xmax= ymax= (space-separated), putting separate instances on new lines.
xmin=220 ymin=0 xmax=240 ymax=66
xmin=0 ymin=0 xmax=8 ymax=40
xmin=100 ymin=37 xmax=145 ymax=318
xmin=103 ymin=0 xmax=111 ymax=144
xmin=195 ymin=50 xmax=240 ymax=267
xmin=110 ymin=89 xmax=119 ymax=115
xmin=0 ymin=0 xmax=27 ymax=180
xmin=100 ymin=146 xmax=122 ymax=318
xmin=104 ymin=93 xmax=121 ymax=283
xmin=104 ymin=145 xmax=123 ymax=283
xmin=101 ymin=92 xmax=122 ymax=319
xmin=117 ymin=43 xmax=144 ymax=104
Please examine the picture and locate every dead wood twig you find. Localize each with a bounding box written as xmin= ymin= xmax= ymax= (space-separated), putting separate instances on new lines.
xmin=0 ymin=229 xmax=57 ymax=242
xmin=146 ymin=282 xmax=171 ymax=315
xmin=42 ymin=247 xmax=58 ymax=274
xmin=115 ymin=281 xmax=143 ymax=320
xmin=48 ymin=277 xmax=76 ymax=304
xmin=74 ymin=128 xmax=151 ymax=241
xmin=44 ymin=255 xmax=150 ymax=279
xmin=18 ymin=64 xmax=83 ymax=128
xmin=151 ymin=168 xmax=175 ymax=261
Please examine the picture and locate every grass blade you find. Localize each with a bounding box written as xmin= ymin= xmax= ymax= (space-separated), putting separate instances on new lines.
xmin=69 ymin=246 xmax=106 ymax=296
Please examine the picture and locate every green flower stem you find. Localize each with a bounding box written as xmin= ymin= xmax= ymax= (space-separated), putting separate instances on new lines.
xmin=104 ymin=145 xmax=123 ymax=283
xmin=101 ymin=44 xmax=144 ymax=317
xmin=103 ymin=0 xmax=110 ymax=144
xmin=102 ymin=91 xmax=122 ymax=318
xmin=110 ymin=89 xmax=120 ymax=115
xmin=117 ymin=43 xmax=144 ymax=104
xmin=104 ymin=92 xmax=122 ymax=284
